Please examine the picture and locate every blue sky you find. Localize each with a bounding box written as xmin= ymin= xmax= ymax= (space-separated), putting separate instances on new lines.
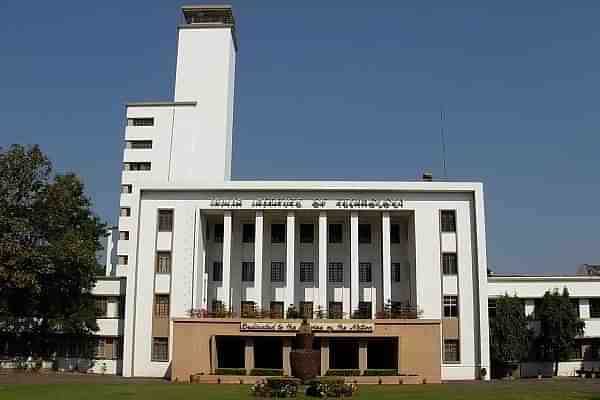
xmin=1 ymin=1 xmax=598 ymax=274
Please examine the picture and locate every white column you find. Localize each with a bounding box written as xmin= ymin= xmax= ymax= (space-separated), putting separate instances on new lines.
xmin=222 ymin=211 xmax=232 ymax=310
xmin=285 ymin=211 xmax=295 ymax=312
xmin=350 ymin=212 xmax=360 ymax=315
xmin=254 ymin=211 xmax=264 ymax=309
xmin=193 ymin=210 xmax=206 ymax=310
xmin=381 ymin=212 xmax=392 ymax=310
xmin=318 ymin=212 xmax=328 ymax=312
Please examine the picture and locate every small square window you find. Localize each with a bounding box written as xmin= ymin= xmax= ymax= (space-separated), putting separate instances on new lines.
xmin=443 ymin=339 xmax=460 ymax=362
xmin=443 ymin=295 xmax=458 ymax=318
xmin=271 ymin=224 xmax=286 ymax=243
xmin=392 ymin=262 xmax=402 ymax=282
xmin=300 ymin=301 xmax=313 ymax=319
xmin=328 ymin=262 xmax=343 ymax=283
xmin=300 ymin=224 xmax=314 ymax=243
xmin=271 ymin=262 xmax=284 ymax=282
xmin=119 ymin=231 xmax=129 ymax=240
xmin=590 ymin=299 xmax=600 ymax=318
xmin=441 ymin=210 xmax=456 ymax=233
xmin=158 ymin=210 xmax=173 ymax=232
xmin=328 ymin=224 xmax=343 ymax=244
xmin=358 ymin=224 xmax=371 ymax=244
xmin=120 ymin=207 xmax=131 ymax=217
xmin=121 ymin=184 xmax=132 ymax=194
xmin=242 ymin=262 xmax=255 ymax=282
xmin=359 ymin=262 xmax=372 ymax=283
xmin=242 ymin=224 xmax=255 ymax=243
xmin=127 ymin=117 xmax=154 ymax=127
xmin=390 ymin=224 xmax=401 ymax=243
xmin=154 ymin=295 xmax=169 ymax=317
xmin=270 ymin=302 xmax=284 ymax=319
xmin=126 ymin=140 xmax=153 ymax=149
xmin=152 ymin=337 xmax=168 ymax=361
xmin=214 ymin=224 xmax=224 ymax=243
xmin=212 ymin=262 xmax=223 ymax=282
xmin=328 ymin=302 xmax=343 ymax=319
xmin=442 ymin=253 xmax=457 ymax=275
xmin=212 ymin=300 xmax=224 ymax=313
xmin=118 ymin=255 xmax=128 ymax=265
xmin=156 ymin=252 xmax=171 ymax=274
xmin=357 ymin=301 xmax=372 ymax=319
xmin=300 ymin=262 xmax=314 ymax=282
xmin=241 ymin=301 xmax=256 ymax=318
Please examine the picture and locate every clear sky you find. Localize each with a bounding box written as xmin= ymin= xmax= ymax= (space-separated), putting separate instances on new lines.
xmin=1 ymin=1 xmax=598 ymax=275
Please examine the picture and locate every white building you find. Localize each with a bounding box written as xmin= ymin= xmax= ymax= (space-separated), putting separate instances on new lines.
xmin=87 ymin=5 xmax=600 ymax=382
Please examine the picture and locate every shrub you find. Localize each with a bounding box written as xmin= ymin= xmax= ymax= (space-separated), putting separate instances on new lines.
xmin=363 ymin=369 xmax=397 ymax=376
xmin=215 ymin=368 xmax=247 ymax=375
xmin=249 ymin=368 xmax=284 ymax=376
xmin=325 ymin=369 xmax=361 ymax=376
xmin=305 ymin=379 xmax=357 ymax=398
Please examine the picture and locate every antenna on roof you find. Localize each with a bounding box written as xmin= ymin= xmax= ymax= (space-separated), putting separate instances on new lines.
xmin=440 ymin=106 xmax=448 ymax=179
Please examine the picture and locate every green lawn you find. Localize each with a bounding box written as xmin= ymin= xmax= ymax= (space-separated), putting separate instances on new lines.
xmin=1 ymin=380 xmax=600 ymax=400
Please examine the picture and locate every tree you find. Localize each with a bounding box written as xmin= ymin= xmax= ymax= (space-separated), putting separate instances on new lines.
xmin=489 ymin=295 xmax=531 ymax=377
xmin=0 ymin=144 xmax=106 ymax=358
xmin=536 ymin=288 xmax=584 ymax=376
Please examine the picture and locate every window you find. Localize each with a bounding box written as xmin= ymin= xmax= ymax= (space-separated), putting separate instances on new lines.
xmin=118 ymin=255 xmax=128 ymax=265
xmin=127 ymin=117 xmax=154 ymax=127
xmin=300 ymin=301 xmax=313 ymax=319
xmin=123 ymin=162 xmax=151 ymax=171
xmin=126 ymin=140 xmax=152 ymax=149
xmin=152 ymin=338 xmax=168 ymax=361
xmin=156 ymin=252 xmax=171 ymax=274
xmin=590 ymin=299 xmax=600 ymax=318
xmin=154 ymin=295 xmax=169 ymax=317
xmin=121 ymin=184 xmax=132 ymax=194
xmin=328 ymin=302 xmax=343 ymax=319
xmin=119 ymin=231 xmax=129 ymax=240
xmin=571 ymin=299 xmax=580 ymax=318
xmin=357 ymin=301 xmax=372 ymax=319
xmin=328 ymin=262 xmax=343 ymax=283
xmin=443 ymin=340 xmax=460 ymax=362
xmin=242 ymin=224 xmax=255 ymax=243
xmin=390 ymin=224 xmax=401 ymax=243
xmin=359 ymin=262 xmax=372 ymax=283
xmin=300 ymin=262 xmax=314 ymax=283
xmin=242 ymin=262 xmax=255 ymax=282
xmin=95 ymin=338 xmax=106 ymax=359
xmin=241 ymin=301 xmax=256 ymax=317
xmin=212 ymin=262 xmax=223 ymax=282
xmin=271 ymin=262 xmax=284 ymax=282
xmin=328 ymin=224 xmax=343 ymax=243
xmin=300 ymin=224 xmax=314 ymax=243
xmin=270 ymin=301 xmax=284 ymax=319
xmin=120 ymin=207 xmax=131 ymax=217
xmin=214 ymin=224 xmax=224 ymax=243
xmin=392 ymin=262 xmax=402 ymax=282
xmin=271 ymin=224 xmax=286 ymax=243
xmin=442 ymin=253 xmax=457 ymax=275
xmin=358 ymin=224 xmax=371 ymax=244
xmin=158 ymin=210 xmax=173 ymax=232
xmin=212 ymin=300 xmax=224 ymax=313
xmin=95 ymin=297 xmax=107 ymax=317
xmin=488 ymin=299 xmax=497 ymax=318
xmin=443 ymin=296 xmax=458 ymax=318
xmin=441 ymin=210 xmax=456 ymax=233
xmin=113 ymin=338 xmax=123 ymax=359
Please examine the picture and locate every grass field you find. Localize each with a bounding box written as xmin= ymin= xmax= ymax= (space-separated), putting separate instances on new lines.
xmin=1 ymin=379 xmax=600 ymax=400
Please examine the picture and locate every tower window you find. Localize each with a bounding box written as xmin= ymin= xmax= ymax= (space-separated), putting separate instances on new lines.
xmin=127 ymin=117 xmax=154 ymax=127
xmin=358 ymin=224 xmax=371 ymax=244
xmin=441 ymin=210 xmax=456 ymax=233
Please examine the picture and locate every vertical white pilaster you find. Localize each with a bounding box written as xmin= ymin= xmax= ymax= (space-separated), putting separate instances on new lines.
xmin=286 ymin=211 xmax=295 ymax=311
xmin=350 ymin=212 xmax=359 ymax=315
xmin=254 ymin=211 xmax=264 ymax=309
xmin=318 ymin=212 xmax=328 ymax=312
xmin=222 ymin=211 xmax=232 ymax=310
xmin=193 ymin=210 xmax=206 ymax=310
xmin=381 ymin=212 xmax=392 ymax=310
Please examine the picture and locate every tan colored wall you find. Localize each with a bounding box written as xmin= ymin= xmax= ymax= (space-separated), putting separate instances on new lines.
xmin=442 ymin=319 xmax=459 ymax=339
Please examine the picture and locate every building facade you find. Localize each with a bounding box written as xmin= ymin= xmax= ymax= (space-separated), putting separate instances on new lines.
xmin=86 ymin=5 xmax=600 ymax=381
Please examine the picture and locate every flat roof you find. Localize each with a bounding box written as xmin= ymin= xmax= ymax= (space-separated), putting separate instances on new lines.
xmin=489 ymin=274 xmax=600 ymax=282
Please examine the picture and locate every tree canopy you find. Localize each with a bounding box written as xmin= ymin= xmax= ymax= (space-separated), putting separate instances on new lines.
xmin=0 ymin=144 xmax=106 ymax=356
xmin=489 ymin=294 xmax=531 ymax=369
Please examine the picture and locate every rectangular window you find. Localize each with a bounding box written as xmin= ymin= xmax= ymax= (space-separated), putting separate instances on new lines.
xmin=392 ymin=262 xmax=402 ymax=282
xmin=443 ymin=339 xmax=460 ymax=362
xmin=328 ymin=224 xmax=343 ymax=243
xmin=212 ymin=262 xmax=223 ymax=282
xmin=442 ymin=253 xmax=458 ymax=275
xmin=300 ymin=224 xmax=314 ymax=243
xmin=271 ymin=224 xmax=286 ymax=243
xmin=390 ymin=224 xmax=401 ymax=243
xmin=154 ymin=295 xmax=169 ymax=317
xmin=443 ymin=295 xmax=458 ymax=318
xmin=123 ymin=162 xmax=151 ymax=171
xmin=242 ymin=224 xmax=255 ymax=243
xmin=358 ymin=224 xmax=371 ymax=244
xmin=118 ymin=255 xmax=128 ymax=265
xmin=270 ymin=301 xmax=284 ymax=319
xmin=95 ymin=297 xmax=107 ymax=317
xmin=127 ymin=117 xmax=154 ymax=127
xmin=242 ymin=262 xmax=255 ymax=282
xmin=120 ymin=207 xmax=131 ymax=217
xmin=126 ymin=140 xmax=153 ymax=149
xmin=441 ymin=210 xmax=456 ymax=233
xmin=571 ymin=299 xmax=580 ymax=318
xmin=119 ymin=231 xmax=129 ymax=241
xmin=95 ymin=338 xmax=106 ymax=359
xmin=488 ymin=298 xmax=497 ymax=318
xmin=152 ymin=338 xmax=168 ymax=361
xmin=299 ymin=262 xmax=314 ymax=283
xmin=156 ymin=252 xmax=171 ymax=274
xmin=359 ymin=262 xmax=372 ymax=283
xmin=300 ymin=301 xmax=313 ymax=319
xmin=121 ymin=184 xmax=132 ymax=194
xmin=214 ymin=224 xmax=224 ymax=243
xmin=328 ymin=302 xmax=343 ymax=319
xmin=358 ymin=301 xmax=372 ymax=319
xmin=590 ymin=299 xmax=600 ymax=318
xmin=328 ymin=262 xmax=343 ymax=283
xmin=158 ymin=210 xmax=173 ymax=232
xmin=212 ymin=300 xmax=224 ymax=314
xmin=241 ymin=301 xmax=256 ymax=318
xmin=271 ymin=262 xmax=284 ymax=282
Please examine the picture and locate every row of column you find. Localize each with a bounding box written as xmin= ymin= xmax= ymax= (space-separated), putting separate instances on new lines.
xmin=214 ymin=210 xmax=394 ymax=314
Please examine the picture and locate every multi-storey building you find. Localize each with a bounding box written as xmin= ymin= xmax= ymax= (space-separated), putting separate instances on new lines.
xmin=85 ymin=5 xmax=600 ymax=382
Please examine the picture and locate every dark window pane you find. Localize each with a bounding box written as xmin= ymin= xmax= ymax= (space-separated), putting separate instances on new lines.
xmin=329 ymin=224 xmax=343 ymax=243
xmin=213 ymin=262 xmax=223 ymax=281
xmin=442 ymin=253 xmax=457 ymax=275
xmin=214 ymin=224 xmax=224 ymax=243
xmin=271 ymin=262 xmax=284 ymax=282
xmin=271 ymin=224 xmax=286 ymax=243
xmin=441 ymin=210 xmax=456 ymax=233
xmin=390 ymin=224 xmax=401 ymax=243
xmin=358 ymin=224 xmax=371 ymax=244
xmin=300 ymin=224 xmax=314 ymax=243
xmin=158 ymin=210 xmax=173 ymax=232
xmin=300 ymin=262 xmax=314 ymax=282
xmin=328 ymin=262 xmax=343 ymax=283
xmin=242 ymin=262 xmax=255 ymax=282
xmin=242 ymin=224 xmax=255 ymax=243
xmin=359 ymin=262 xmax=372 ymax=283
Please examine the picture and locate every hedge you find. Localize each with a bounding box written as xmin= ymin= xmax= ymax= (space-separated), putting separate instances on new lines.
xmin=325 ymin=369 xmax=361 ymax=376
xmin=363 ymin=369 xmax=398 ymax=376
xmin=249 ymin=368 xmax=284 ymax=376
xmin=214 ymin=368 xmax=247 ymax=375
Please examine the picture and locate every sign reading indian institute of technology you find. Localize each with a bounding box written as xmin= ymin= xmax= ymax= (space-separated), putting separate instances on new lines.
xmin=209 ymin=198 xmax=403 ymax=210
